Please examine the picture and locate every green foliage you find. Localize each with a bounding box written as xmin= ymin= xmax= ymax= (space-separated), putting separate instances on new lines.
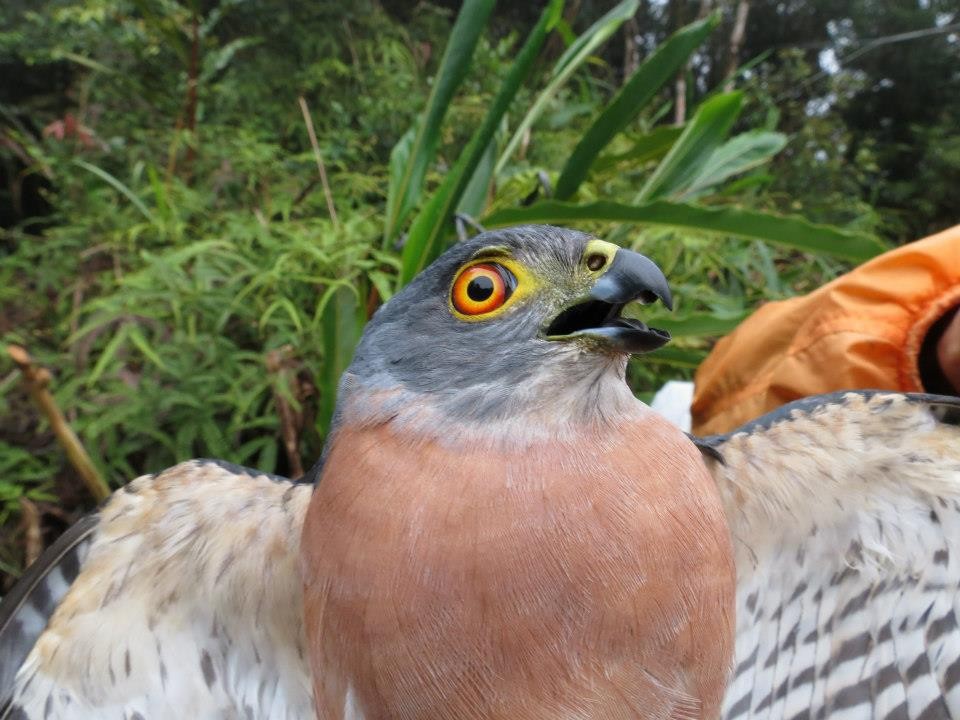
xmin=399 ymin=0 xmax=564 ymax=283
xmin=554 ymin=12 xmax=719 ymax=200
xmin=0 ymin=0 xmax=885 ymax=576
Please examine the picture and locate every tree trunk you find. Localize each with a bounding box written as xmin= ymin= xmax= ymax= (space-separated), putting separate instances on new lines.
xmin=674 ymin=0 xmax=714 ymax=125
xmin=723 ymin=0 xmax=750 ymax=91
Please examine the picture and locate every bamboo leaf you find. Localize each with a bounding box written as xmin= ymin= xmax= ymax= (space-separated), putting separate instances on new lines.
xmin=483 ymin=199 xmax=887 ymax=261
xmin=554 ymin=13 xmax=719 ymax=199
xmin=73 ymin=159 xmax=157 ymax=225
xmin=495 ymin=0 xmax=638 ymax=176
xmin=382 ymin=0 xmax=496 ymax=246
xmin=399 ymin=0 xmax=563 ymax=286
xmin=86 ymin=325 xmax=132 ymax=387
xmin=637 ymin=91 xmax=743 ymax=203
xmin=127 ymin=326 xmax=168 ymax=371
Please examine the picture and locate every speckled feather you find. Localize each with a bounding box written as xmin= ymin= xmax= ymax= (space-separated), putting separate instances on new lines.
xmin=1 ymin=460 xmax=313 ymax=720
xmin=4 ymin=393 xmax=960 ymax=719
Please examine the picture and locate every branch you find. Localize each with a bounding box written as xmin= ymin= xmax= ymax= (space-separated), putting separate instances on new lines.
xmin=7 ymin=345 xmax=110 ymax=502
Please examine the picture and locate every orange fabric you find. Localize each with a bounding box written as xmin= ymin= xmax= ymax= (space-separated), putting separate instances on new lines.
xmin=691 ymin=225 xmax=960 ymax=436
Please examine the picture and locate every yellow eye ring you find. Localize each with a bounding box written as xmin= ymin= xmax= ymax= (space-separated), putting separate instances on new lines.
xmin=451 ymin=263 xmax=515 ymax=316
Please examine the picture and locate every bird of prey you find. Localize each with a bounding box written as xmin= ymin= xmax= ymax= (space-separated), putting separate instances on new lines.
xmin=1 ymin=225 xmax=959 ymax=720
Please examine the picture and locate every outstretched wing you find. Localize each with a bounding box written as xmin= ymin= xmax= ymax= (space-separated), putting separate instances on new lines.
xmin=704 ymin=391 xmax=960 ymax=720
xmin=0 ymin=459 xmax=314 ymax=720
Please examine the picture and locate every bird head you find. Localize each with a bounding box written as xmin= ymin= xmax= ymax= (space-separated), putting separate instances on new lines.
xmin=342 ymin=225 xmax=672 ymax=431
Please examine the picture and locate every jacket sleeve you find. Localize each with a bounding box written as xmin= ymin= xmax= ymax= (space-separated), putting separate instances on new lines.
xmin=691 ymin=224 xmax=960 ymax=436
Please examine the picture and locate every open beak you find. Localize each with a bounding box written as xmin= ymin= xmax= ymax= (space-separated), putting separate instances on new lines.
xmin=544 ymin=248 xmax=672 ymax=354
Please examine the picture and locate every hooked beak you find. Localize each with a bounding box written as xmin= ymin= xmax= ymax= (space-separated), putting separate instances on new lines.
xmin=544 ymin=248 xmax=672 ymax=354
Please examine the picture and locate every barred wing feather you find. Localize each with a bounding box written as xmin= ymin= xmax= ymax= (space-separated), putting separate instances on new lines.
xmin=706 ymin=392 xmax=960 ymax=720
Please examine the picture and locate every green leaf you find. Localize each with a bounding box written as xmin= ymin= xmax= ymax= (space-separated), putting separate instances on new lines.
xmin=399 ymin=0 xmax=563 ymax=286
xmin=127 ymin=326 xmax=168 ymax=371
xmin=483 ymin=199 xmax=887 ymax=261
xmin=645 ymin=346 xmax=706 ymax=368
xmin=495 ymin=0 xmax=638 ymax=175
xmin=87 ymin=325 xmax=132 ymax=387
xmin=554 ymin=13 xmax=719 ymax=199
xmin=679 ymin=130 xmax=787 ymax=200
xmin=591 ymin=126 xmax=684 ymax=173
xmin=384 ymin=124 xmax=415 ymax=245
xmin=382 ymin=0 xmax=496 ymax=246
xmin=73 ymin=159 xmax=157 ymax=225
xmin=638 ymin=310 xmax=750 ymax=338
xmin=456 ymin=125 xmax=500 ymax=219
xmin=637 ymin=91 xmax=743 ymax=203
xmin=318 ymin=284 xmax=365 ymax=435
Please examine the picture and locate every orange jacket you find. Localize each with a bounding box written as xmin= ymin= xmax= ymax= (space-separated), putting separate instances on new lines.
xmin=691 ymin=224 xmax=960 ymax=436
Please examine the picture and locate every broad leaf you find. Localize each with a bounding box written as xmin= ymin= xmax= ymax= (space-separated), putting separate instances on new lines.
xmin=592 ymin=126 xmax=684 ymax=173
xmin=637 ymin=91 xmax=743 ymax=203
xmin=456 ymin=124 xmax=501 ymax=219
xmin=483 ymin=199 xmax=887 ymax=261
xmin=679 ymin=130 xmax=787 ymax=200
xmin=318 ymin=284 xmax=365 ymax=435
xmin=637 ymin=310 xmax=750 ymax=337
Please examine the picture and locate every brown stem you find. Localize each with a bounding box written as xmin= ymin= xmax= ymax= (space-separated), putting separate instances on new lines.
xmin=365 ymin=284 xmax=380 ymax=320
xmin=7 ymin=345 xmax=110 ymax=502
xmin=298 ymin=97 xmax=340 ymax=228
xmin=183 ymin=11 xmax=201 ymax=176
xmin=266 ymin=348 xmax=305 ymax=478
xmin=20 ymin=497 xmax=42 ymax=567
xmin=723 ymin=0 xmax=751 ymax=91
xmin=623 ymin=17 xmax=640 ymax=80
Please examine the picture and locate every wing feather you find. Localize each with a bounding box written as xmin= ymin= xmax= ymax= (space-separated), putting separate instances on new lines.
xmin=1 ymin=459 xmax=314 ymax=720
xmin=0 ymin=513 xmax=98 ymax=713
xmin=706 ymin=391 xmax=960 ymax=720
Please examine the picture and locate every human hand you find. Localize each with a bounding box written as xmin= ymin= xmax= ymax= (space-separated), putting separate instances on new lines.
xmin=937 ymin=309 xmax=960 ymax=393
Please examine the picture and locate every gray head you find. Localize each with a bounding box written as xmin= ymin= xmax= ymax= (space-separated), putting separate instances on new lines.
xmin=339 ymin=225 xmax=672 ymax=432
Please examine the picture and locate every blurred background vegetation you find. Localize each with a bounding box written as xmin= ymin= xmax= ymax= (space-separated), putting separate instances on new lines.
xmin=0 ymin=0 xmax=958 ymax=585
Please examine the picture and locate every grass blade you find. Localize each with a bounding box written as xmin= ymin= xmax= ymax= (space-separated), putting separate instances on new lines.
xmin=72 ymin=159 xmax=157 ymax=225
xmin=554 ymin=12 xmax=719 ymax=199
xmin=399 ymin=0 xmax=564 ymax=286
xmin=318 ymin=284 xmax=364 ymax=435
xmin=382 ymin=0 xmax=496 ymax=246
xmin=483 ymin=199 xmax=887 ymax=261
xmin=495 ymin=0 xmax=638 ymax=176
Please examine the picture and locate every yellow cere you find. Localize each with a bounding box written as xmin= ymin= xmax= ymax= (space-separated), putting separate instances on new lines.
xmin=582 ymin=239 xmax=620 ymax=271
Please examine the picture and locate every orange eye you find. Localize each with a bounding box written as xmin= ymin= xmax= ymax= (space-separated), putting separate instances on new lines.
xmin=451 ymin=263 xmax=515 ymax=316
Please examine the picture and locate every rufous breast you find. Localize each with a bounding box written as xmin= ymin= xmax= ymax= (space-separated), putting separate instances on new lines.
xmin=302 ymin=412 xmax=734 ymax=720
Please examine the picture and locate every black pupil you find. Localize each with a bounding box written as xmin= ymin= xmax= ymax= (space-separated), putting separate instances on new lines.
xmin=467 ymin=275 xmax=495 ymax=302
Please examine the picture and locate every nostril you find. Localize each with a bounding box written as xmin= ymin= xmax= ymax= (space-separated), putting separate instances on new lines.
xmin=586 ymin=253 xmax=607 ymax=271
